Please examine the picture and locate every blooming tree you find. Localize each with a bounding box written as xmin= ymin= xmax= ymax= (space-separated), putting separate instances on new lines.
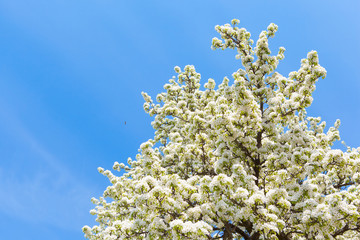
xmin=83 ymin=20 xmax=360 ymax=239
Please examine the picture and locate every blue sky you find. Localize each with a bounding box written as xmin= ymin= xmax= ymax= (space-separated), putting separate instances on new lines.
xmin=0 ymin=1 xmax=359 ymax=239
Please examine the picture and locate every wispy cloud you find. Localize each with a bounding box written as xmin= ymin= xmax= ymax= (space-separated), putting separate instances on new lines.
xmin=0 ymin=100 xmax=96 ymax=231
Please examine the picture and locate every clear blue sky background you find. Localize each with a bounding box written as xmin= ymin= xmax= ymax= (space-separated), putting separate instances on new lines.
xmin=0 ymin=1 xmax=359 ymax=239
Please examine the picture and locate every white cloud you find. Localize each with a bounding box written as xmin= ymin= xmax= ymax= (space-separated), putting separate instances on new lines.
xmin=0 ymin=100 xmax=97 ymax=231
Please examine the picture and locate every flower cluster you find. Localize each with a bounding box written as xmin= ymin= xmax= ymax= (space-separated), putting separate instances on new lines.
xmin=83 ymin=19 xmax=360 ymax=240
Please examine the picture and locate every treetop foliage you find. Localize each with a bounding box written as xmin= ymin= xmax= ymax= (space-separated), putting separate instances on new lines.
xmin=83 ymin=19 xmax=360 ymax=240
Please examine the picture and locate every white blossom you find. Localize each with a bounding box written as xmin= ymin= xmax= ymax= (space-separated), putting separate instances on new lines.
xmin=83 ymin=20 xmax=360 ymax=240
